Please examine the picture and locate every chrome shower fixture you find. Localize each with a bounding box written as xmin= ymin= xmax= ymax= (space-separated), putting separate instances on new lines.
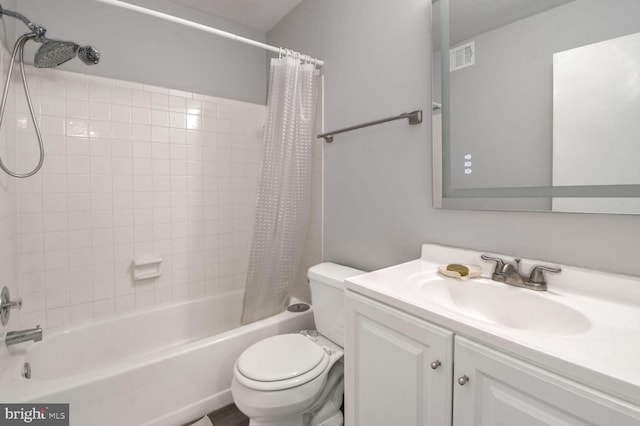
xmin=0 ymin=4 xmax=101 ymax=68
xmin=0 ymin=4 xmax=46 ymax=40
xmin=33 ymin=39 xmax=81 ymax=68
xmin=34 ymin=39 xmax=101 ymax=68
xmin=0 ymin=4 xmax=101 ymax=178
xmin=78 ymin=45 xmax=101 ymax=65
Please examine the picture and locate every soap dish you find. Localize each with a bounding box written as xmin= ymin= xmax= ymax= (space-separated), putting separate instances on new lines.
xmin=438 ymin=264 xmax=482 ymax=280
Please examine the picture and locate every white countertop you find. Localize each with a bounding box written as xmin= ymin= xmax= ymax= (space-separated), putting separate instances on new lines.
xmin=345 ymin=244 xmax=640 ymax=406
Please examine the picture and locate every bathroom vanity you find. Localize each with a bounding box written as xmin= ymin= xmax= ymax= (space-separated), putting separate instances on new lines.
xmin=344 ymin=244 xmax=640 ymax=425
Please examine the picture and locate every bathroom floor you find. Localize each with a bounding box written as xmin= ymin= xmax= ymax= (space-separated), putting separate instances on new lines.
xmin=207 ymin=404 xmax=249 ymax=426
xmin=182 ymin=404 xmax=248 ymax=426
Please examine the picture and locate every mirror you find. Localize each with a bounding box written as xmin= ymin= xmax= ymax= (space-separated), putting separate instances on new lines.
xmin=432 ymin=0 xmax=640 ymax=214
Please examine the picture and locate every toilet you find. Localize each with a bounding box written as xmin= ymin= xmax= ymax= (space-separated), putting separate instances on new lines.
xmin=231 ymin=262 xmax=363 ymax=426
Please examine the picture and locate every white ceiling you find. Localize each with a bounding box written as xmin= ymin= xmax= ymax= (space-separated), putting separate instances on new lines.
xmin=166 ymin=0 xmax=303 ymax=32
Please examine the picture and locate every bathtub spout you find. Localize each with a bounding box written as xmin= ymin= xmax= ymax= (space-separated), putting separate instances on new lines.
xmin=5 ymin=325 xmax=42 ymax=347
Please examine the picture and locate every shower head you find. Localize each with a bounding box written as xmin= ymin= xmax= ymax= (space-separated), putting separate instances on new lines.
xmin=33 ymin=39 xmax=100 ymax=68
xmin=34 ymin=39 xmax=79 ymax=68
xmin=0 ymin=4 xmax=100 ymax=68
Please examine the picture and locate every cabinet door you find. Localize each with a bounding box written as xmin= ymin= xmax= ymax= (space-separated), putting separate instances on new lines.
xmin=453 ymin=336 xmax=640 ymax=426
xmin=345 ymin=292 xmax=453 ymax=426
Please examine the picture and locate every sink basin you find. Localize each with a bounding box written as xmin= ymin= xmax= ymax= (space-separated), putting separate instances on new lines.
xmin=409 ymin=274 xmax=591 ymax=335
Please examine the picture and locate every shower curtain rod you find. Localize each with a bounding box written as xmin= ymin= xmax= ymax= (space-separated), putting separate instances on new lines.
xmin=92 ymin=0 xmax=325 ymax=67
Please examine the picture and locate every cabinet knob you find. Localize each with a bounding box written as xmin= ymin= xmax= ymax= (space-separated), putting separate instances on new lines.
xmin=430 ymin=360 xmax=441 ymax=370
xmin=457 ymin=375 xmax=469 ymax=386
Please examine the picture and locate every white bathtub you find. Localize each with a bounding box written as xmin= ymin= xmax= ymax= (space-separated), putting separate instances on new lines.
xmin=0 ymin=290 xmax=315 ymax=426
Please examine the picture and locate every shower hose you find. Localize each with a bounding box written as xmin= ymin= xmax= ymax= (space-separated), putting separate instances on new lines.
xmin=0 ymin=33 xmax=45 ymax=178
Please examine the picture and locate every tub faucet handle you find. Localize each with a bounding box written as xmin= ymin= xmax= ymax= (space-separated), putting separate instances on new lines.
xmin=0 ymin=286 xmax=22 ymax=326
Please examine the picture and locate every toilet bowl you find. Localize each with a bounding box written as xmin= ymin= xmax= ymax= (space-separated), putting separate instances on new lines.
xmin=232 ymin=333 xmax=344 ymax=426
xmin=231 ymin=263 xmax=363 ymax=426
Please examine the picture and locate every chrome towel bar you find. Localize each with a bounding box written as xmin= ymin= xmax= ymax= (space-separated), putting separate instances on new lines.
xmin=317 ymin=110 xmax=423 ymax=143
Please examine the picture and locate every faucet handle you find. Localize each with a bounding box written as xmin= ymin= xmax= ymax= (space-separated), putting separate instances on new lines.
xmin=0 ymin=286 xmax=22 ymax=327
xmin=481 ymin=254 xmax=505 ymax=274
xmin=528 ymin=265 xmax=561 ymax=285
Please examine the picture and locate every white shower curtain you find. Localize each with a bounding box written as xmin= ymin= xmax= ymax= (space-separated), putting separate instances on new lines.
xmin=241 ymin=55 xmax=321 ymax=324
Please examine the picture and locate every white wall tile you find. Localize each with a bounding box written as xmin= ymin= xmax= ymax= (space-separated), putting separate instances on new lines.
xmin=66 ymin=79 xmax=89 ymax=100
xmin=131 ymin=91 xmax=150 ymax=108
xmin=115 ymin=294 xmax=135 ymax=313
xmin=90 ymin=121 xmax=111 ymax=139
xmin=151 ymin=110 xmax=169 ymax=127
xmin=110 ymin=87 xmax=131 ymax=106
xmin=111 ymin=105 xmax=131 ymax=123
xmin=67 ymin=212 xmax=91 ymax=230
xmin=112 ymin=123 xmax=131 ymax=140
xmin=150 ymin=93 xmax=169 ymax=109
xmin=41 ymin=97 xmax=65 ymax=116
xmin=89 ymin=83 xmax=110 ymax=103
xmin=93 ymin=298 xmax=114 ymax=318
xmin=70 ymin=285 xmax=93 ymax=305
xmin=67 ymin=175 xmax=91 ymax=193
xmin=20 ymin=233 xmax=43 ymax=254
xmin=90 ymin=139 xmax=112 ymax=157
xmin=4 ymin=68 xmax=317 ymax=332
xmin=70 ymin=303 xmax=94 ymax=323
xmin=46 ymin=306 xmax=70 ymax=328
xmin=66 ymin=99 xmax=89 ymax=119
xmin=66 ymin=138 xmax=91 ymax=156
xmin=42 ymin=175 xmax=67 ymax=193
xmin=44 ymin=251 xmax=69 ymax=271
xmin=66 ymin=119 xmax=89 ymax=138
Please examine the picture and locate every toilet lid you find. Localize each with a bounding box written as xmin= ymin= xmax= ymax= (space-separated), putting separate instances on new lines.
xmin=237 ymin=334 xmax=327 ymax=382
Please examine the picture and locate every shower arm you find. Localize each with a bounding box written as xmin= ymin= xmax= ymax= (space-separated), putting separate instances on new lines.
xmin=0 ymin=5 xmax=46 ymax=39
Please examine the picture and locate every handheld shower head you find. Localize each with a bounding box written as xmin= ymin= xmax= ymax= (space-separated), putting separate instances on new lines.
xmin=78 ymin=46 xmax=100 ymax=65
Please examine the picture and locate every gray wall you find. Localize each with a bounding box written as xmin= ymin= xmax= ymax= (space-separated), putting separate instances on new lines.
xmin=268 ymin=0 xmax=640 ymax=277
xmin=446 ymin=0 xmax=640 ymax=192
xmin=15 ymin=0 xmax=267 ymax=104
xmin=0 ymin=0 xmax=17 ymax=54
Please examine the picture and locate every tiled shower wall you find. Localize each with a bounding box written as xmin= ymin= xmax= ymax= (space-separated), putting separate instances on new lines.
xmin=3 ymin=66 xmax=321 ymax=331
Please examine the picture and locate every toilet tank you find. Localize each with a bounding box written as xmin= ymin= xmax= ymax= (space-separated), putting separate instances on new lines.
xmin=307 ymin=262 xmax=364 ymax=347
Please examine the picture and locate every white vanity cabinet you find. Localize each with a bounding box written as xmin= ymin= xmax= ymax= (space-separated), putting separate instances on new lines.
xmin=344 ymin=292 xmax=454 ymax=426
xmin=345 ymin=290 xmax=640 ymax=426
xmin=453 ymin=337 xmax=640 ymax=426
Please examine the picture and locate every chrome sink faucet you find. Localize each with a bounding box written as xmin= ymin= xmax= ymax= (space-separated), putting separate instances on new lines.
xmin=481 ymin=255 xmax=561 ymax=291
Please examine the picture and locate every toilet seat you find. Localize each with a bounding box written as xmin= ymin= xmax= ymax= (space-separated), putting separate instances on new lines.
xmin=234 ymin=334 xmax=330 ymax=391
